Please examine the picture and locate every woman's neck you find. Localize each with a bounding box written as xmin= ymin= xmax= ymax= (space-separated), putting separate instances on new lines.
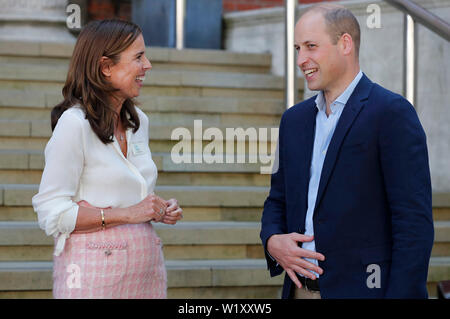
xmin=110 ymin=94 xmax=125 ymax=115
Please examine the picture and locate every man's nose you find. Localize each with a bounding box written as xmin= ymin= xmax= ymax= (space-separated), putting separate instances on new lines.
xmin=296 ymin=50 xmax=308 ymax=69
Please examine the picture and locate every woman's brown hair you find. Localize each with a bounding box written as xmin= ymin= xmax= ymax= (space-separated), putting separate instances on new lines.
xmin=51 ymin=19 xmax=142 ymax=143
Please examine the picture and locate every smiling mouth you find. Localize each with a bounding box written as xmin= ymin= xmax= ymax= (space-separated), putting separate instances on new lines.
xmin=136 ymin=75 xmax=146 ymax=82
xmin=304 ymin=68 xmax=318 ymax=78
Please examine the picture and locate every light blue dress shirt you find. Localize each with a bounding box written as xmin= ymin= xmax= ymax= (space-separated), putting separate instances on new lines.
xmin=301 ymin=70 xmax=363 ymax=278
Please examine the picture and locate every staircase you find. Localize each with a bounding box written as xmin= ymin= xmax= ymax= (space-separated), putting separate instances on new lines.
xmin=0 ymin=40 xmax=287 ymax=299
xmin=0 ymin=40 xmax=448 ymax=298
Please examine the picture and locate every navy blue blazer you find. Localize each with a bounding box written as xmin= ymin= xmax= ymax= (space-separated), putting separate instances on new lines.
xmin=260 ymin=74 xmax=434 ymax=299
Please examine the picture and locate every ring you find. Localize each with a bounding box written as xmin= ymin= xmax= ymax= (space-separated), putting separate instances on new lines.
xmin=158 ymin=208 xmax=164 ymax=216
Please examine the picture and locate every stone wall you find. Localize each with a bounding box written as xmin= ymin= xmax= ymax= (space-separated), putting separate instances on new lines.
xmin=0 ymin=0 xmax=75 ymax=42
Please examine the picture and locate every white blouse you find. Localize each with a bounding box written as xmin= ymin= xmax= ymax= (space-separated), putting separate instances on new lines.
xmin=32 ymin=105 xmax=158 ymax=256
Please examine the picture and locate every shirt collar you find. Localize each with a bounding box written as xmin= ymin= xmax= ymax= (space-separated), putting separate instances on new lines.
xmin=315 ymin=70 xmax=363 ymax=113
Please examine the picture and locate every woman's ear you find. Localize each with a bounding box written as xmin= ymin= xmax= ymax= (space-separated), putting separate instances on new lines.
xmin=100 ymin=56 xmax=112 ymax=77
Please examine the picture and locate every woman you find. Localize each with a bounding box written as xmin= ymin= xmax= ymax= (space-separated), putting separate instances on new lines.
xmin=32 ymin=19 xmax=183 ymax=299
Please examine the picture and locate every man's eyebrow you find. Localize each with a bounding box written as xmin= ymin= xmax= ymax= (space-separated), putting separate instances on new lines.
xmin=135 ymin=50 xmax=145 ymax=56
xmin=294 ymin=40 xmax=315 ymax=48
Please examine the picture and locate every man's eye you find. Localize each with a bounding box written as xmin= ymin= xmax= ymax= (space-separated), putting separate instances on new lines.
xmin=308 ymin=44 xmax=316 ymax=48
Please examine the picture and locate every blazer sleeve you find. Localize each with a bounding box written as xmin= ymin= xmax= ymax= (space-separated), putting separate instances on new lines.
xmin=32 ymin=110 xmax=85 ymax=256
xmin=260 ymin=113 xmax=288 ymax=277
xmin=378 ymin=97 xmax=434 ymax=298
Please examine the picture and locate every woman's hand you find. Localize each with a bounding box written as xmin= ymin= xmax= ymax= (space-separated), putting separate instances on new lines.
xmin=160 ymin=198 xmax=183 ymax=225
xmin=129 ymin=194 xmax=168 ymax=224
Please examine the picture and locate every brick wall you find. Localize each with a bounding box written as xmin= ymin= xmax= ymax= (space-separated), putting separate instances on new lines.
xmin=88 ymin=0 xmax=131 ymax=21
xmin=223 ymin=0 xmax=338 ymax=13
xmin=86 ymin=0 xmax=338 ymax=20
xmin=223 ymin=0 xmax=284 ymax=12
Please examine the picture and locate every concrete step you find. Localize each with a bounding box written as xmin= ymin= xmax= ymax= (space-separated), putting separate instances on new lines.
xmin=433 ymin=193 xmax=450 ymax=221
xmin=0 ymin=150 xmax=274 ymax=184
xmin=426 ymin=256 xmax=450 ymax=298
xmin=0 ymin=40 xmax=273 ymax=74
xmin=432 ymin=221 xmax=450 ymax=257
xmin=0 ymin=184 xmax=269 ymax=207
xmin=434 ymin=208 xmax=450 ymax=221
xmin=0 ymin=259 xmax=284 ymax=299
xmin=0 ymin=257 xmax=447 ymax=298
xmin=0 ymin=109 xmax=283 ymax=130
xmin=0 ymin=137 xmax=277 ymax=157
xmin=0 ymin=220 xmax=448 ymax=260
xmin=0 ymin=119 xmax=281 ymax=141
xmin=0 ymin=82 xmax=287 ymax=114
xmin=0 ymin=169 xmax=271 ymax=187
xmin=0 ymin=62 xmax=285 ymax=91
xmin=0 ymin=221 xmax=265 ymax=261
xmin=0 ymin=119 xmax=280 ymax=156
xmin=0 ymin=90 xmax=285 ymax=116
xmin=0 ymin=206 xmax=263 ymax=223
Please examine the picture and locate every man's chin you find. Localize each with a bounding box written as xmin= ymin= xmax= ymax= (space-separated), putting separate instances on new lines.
xmin=307 ymin=83 xmax=321 ymax=92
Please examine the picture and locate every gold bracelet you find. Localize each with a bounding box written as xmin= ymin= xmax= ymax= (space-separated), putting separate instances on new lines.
xmin=100 ymin=209 xmax=106 ymax=230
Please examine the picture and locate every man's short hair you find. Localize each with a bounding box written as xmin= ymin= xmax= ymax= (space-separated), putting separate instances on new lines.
xmin=304 ymin=4 xmax=361 ymax=57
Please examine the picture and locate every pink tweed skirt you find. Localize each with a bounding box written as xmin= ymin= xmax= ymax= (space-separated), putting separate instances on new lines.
xmin=52 ymin=223 xmax=167 ymax=299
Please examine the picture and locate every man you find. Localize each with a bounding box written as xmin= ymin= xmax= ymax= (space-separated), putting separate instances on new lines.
xmin=260 ymin=4 xmax=434 ymax=299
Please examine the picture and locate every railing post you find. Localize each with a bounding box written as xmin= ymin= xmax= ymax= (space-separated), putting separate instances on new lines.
xmin=176 ymin=0 xmax=185 ymax=50
xmin=404 ymin=13 xmax=417 ymax=107
xmin=285 ymin=0 xmax=297 ymax=109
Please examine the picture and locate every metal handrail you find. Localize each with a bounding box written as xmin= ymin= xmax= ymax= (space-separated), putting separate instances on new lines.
xmin=385 ymin=0 xmax=450 ymax=42
xmin=285 ymin=0 xmax=297 ymax=109
xmin=386 ymin=0 xmax=450 ymax=106
xmin=176 ymin=0 xmax=185 ymax=50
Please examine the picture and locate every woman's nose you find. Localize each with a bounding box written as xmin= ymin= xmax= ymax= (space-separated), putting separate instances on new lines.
xmin=143 ymin=56 xmax=152 ymax=70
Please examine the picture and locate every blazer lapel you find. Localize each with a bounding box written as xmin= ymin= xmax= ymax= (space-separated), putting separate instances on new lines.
xmin=290 ymin=100 xmax=317 ymax=233
xmin=313 ymin=74 xmax=373 ymax=215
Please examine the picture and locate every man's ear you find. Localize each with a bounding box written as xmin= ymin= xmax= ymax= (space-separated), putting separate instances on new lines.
xmin=100 ymin=56 xmax=112 ymax=77
xmin=339 ymin=33 xmax=353 ymax=56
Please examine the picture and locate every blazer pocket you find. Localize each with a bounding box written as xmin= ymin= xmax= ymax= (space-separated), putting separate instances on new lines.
xmin=82 ymin=241 xmax=128 ymax=288
xmin=360 ymin=243 xmax=392 ymax=265
xmin=341 ymin=140 xmax=368 ymax=153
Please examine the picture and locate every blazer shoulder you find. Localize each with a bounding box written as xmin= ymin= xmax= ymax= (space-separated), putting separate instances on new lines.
xmin=369 ymin=83 xmax=414 ymax=111
xmin=282 ymin=95 xmax=317 ymax=120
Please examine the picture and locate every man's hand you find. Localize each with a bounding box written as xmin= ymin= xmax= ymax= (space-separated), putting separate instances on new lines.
xmin=267 ymin=233 xmax=325 ymax=289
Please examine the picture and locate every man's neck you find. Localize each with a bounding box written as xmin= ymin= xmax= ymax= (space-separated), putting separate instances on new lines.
xmin=323 ymin=67 xmax=360 ymax=116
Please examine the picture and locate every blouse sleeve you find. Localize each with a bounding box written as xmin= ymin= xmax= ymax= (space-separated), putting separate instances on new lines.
xmin=32 ymin=110 xmax=85 ymax=256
